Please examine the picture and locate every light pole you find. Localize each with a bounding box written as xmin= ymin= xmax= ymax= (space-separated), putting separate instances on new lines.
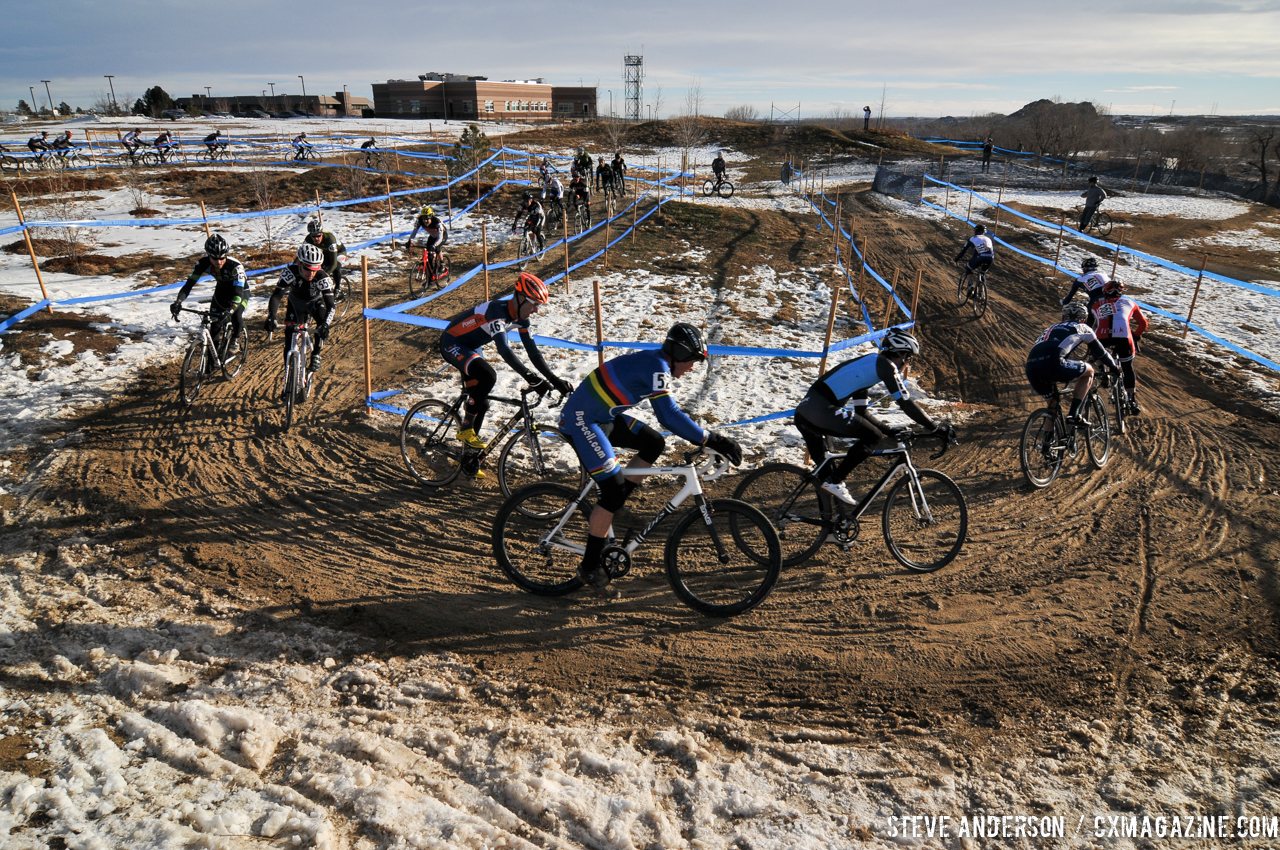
xmin=268 ymin=82 xmax=276 ymax=98
xmin=298 ymin=75 xmax=307 ymax=113
xmin=29 ymin=86 xmax=37 ymax=113
xmin=104 ymin=75 xmax=118 ymax=114
xmin=608 ymin=90 xmax=613 ymax=118
xmin=41 ymin=80 xmax=54 ymax=113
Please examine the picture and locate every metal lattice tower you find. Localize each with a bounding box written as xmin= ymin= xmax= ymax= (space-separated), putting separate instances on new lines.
xmin=624 ymin=55 xmax=643 ymax=121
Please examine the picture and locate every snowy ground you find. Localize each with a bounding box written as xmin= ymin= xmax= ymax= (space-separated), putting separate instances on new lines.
xmin=2 ymin=126 xmax=1280 ymax=848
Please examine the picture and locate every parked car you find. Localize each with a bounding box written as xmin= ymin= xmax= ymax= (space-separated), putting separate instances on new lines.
xmin=161 ymin=108 xmax=187 ymax=120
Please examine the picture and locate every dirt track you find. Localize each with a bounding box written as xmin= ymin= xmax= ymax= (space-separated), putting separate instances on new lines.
xmin=35 ymin=187 xmax=1280 ymax=757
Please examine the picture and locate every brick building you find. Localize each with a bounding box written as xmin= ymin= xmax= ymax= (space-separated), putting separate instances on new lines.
xmin=371 ymin=73 xmax=596 ymax=120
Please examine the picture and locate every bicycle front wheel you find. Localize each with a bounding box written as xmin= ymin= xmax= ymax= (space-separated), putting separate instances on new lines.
xmin=666 ymin=499 xmax=781 ymax=617
xmin=282 ymin=360 xmax=300 ymax=431
xmin=732 ymin=462 xmax=828 ymax=567
xmin=492 ymin=483 xmax=588 ymax=595
xmin=882 ymin=469 xmax=968 ymax=572
xmin=716 ymin=180 xmax=735 ymax=198
xmin=498 ymin=425 xmax=586 ymax=505
xmin=1020 ymin=409 xmax=1065 ymax=488
xmin=406 ymin=257 xmax=427 ymax=296
xmin=400 ymin=399 xmax=464 ymax=486
xmin=1083 ymin=393 xmax=1111 ymax=468
xmin=179 ymin=342 xmax=207 ymax=406
xmin=1093 ymin=211 xmax=1113 ymax=238
xmin=220 ymin=327 xmax=248 ymax=379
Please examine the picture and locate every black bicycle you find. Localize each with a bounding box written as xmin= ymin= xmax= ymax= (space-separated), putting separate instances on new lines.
xmin=955 ymin=263 xmax=989 ymax=318
xmin=1019 ymin=383 xmax=1111 ymax=488
xmin=702 ymin=175 xmax=735 ymax=198
xmin=175 ymin=307 xmax=249 ymax=406
xmin=493 ymin=449 xmax=782 ymax=617
xmin=733 ymin=429 xmax=966 ymax=571
xmin=400 ymin=386 xmax=583 ymax=497
xmin=1082 ymin=206 xmax=1114 ymax=238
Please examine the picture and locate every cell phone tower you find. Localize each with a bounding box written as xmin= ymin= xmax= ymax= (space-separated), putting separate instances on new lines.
xmin=624 ymin=54 xmax=643 ymax=121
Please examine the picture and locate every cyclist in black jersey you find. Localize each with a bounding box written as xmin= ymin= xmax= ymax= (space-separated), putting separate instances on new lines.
xmin=512 ymin=194 xmax=546 ymax=250
xmin=265 ymin=243 xmax=335 ymax=373
xmin=171 ymin=234 xmax=250 ymax=342
xmin=303 ymin=219 xmax=346 ymax=290
xmin=438 ymin=272 xmax=572 ymax=456
xmin=1025 ymin=302 xmax=1119 ymax=423
xmin=795 ymin=329 xmax=950 ymax=504
xmin=568 ymin=175 xmax=591 ymax=227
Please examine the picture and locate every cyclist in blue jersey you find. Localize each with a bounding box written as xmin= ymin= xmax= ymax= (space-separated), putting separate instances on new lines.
xmin=794 ymin=329 xmax=952 ymax=505
xmin=1025 ymin=302 xmax=1119 ymax=423
xmin=439 ymin=272 xmax=573 ymax=459
xmin=954 ymin=223 xmax=995 ymax=276
xmin=560 ymin=322 xmax=743 ymax=595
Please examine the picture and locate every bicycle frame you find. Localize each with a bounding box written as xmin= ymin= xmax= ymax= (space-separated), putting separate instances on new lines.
xmin=811 ymin=443 xmax=919 ymax=524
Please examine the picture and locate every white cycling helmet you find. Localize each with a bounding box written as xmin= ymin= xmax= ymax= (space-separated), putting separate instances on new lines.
xmin=296 ymin=242 xmax=325 ymax=269
xmin=880 ymin=329 xmax=920 ymax=357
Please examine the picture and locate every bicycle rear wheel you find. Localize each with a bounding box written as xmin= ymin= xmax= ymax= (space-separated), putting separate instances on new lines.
xmin=1020 ymin=409 xmax=1065 ymax=488
xmin=732 ymin=462 xmax=828 ymax=567
xmin=1110 ymin=380 xmax=1128 ymax=436
xmin=400 ymin=399 xmax=464 ymax=486
xmin=179 ymin=342 xmax=207 ymax=406
xmin=882 ymin=469 xmax=967 ymax=572
xmin=665 ymin=499 xmax=781 ymax=617
xmin=972 ymin=277 xmax=988 ymax=318
xmin=1093 ymin=211 xmax=1113 ymax=238
xmin=497 ymin=425 xmax=586 ymax=506
xmin=701 ymin=179 xmax=715 ymax=196
xmin=492 ymin=483 xmax=588 ymax=595
xmin=955 ymin=268 xmax=970 ymax=308
xmin=219 ymin=327 xmax=248 ymax=379
xmin=1083 ymin=393 xmax=1111 ymax=468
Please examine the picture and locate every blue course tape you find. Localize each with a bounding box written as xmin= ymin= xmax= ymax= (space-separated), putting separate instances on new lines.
xmin=0 ymin=299 xmax=53 ymax=334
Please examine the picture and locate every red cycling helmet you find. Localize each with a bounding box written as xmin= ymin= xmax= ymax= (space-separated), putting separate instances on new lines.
xmin=515 ymin=272 xmax=549 ymax=304
xmin=1102 ymin=278 xmax=1125 ymax=297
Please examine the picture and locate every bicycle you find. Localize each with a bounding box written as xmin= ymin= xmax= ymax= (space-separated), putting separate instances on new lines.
xmin=362 ymin=149 xmax=385 ymax=170
xmin=406 ymin=246 xmax=450 ymax=295
xmin=955 ymin=263 xmax=989 ymax=318
xmin=0 ymin=147 xmax=26 ymax=173
xmin=400 ymin=386 xmax=584 ymax=497
xmin=278 ymin=319 xmax=316 ymax=432
xmin=1018 ymin=382 xmax=1111 ymax=488
xmin=492 ymin=450 xmax=782 ymax=617
xmin=570 ymin=199 xmax=590 ymax=234
xmin=702 ymin=175 xmax=735 ymax=198
xmin=543 ymin=196 xmax=564 ymax=232
xmin=512 ymin=225 xmax=541 ymax=270
xmin=733 ymin=429 xmax=967 ymax=572
xmin=203 ymin=144 xmax=230 ymax=162
xmin=293 ymin=145 xmax=318 ymax=163
xmin=1089 ymin=354 xmax=1132 ymax=436
xmin=175 ymin=307 xmax=249 ymax=407
xmin=1081 ymin=206 xmax=1113 ymax=238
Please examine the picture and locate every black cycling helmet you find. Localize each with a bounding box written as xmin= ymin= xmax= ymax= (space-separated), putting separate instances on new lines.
xmin=204 ymin=234 xmax=229 ymax=259
xmin=307 ymin=219 xmax=322 ymax=236
xmin=974 ymin=224 xmax=986 ymax=235
xmin=1082 ymin=257 xmax=1099 ymax=272
xmin=662 ymin=322 xmax=708 ymax=363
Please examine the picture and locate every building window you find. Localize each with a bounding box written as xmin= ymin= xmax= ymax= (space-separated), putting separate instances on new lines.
xmin=484 ymin=100 xmax=494 ymax=113
xmin=410 ymin=100 xmax=420 ymax=114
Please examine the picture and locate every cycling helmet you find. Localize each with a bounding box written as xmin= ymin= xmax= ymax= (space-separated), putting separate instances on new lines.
xmin=880 ymin=329 xmax=921 ymax=358
xmin=1062 ymin=302 xmax=1089 ymax=324
xmin=1101 ymin=278 xmax=1125 ymax=296
xmin=974 ymin=224 xmax=986 ymax=235
xmin=40 ymin=131 xmax=48 ymax=137
xmin=63 ymin=130 xmax=72 ymax=137
xmin=662 ymin=322 xmax=708 ymax=363
xmin=296 ymin=242 xmax=325 ymax=270
xmin=419 ymin=205 xmax=435 ymax=218
xmin=204 ymin=234 xmax=229 ymax=259
xmin=306 ymin=219 xmax=322 ymax=236
xmin=514 ymin=272 xmax=550 ymax=304
xmin=1081 ymin=257 xmax=1099 ymax=272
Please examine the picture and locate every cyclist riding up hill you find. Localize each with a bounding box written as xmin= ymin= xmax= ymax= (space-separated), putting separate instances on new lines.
xmin=512 ymin=193 xmax=546 ymax=250
xmin=611 ymin=152 xmax=626 ymax=187
xmin=1061 ymin=256 xmax=1111 ymax=312
xmin=407 ymin=205 xmax=448 ymax=261
xmin=573 ymin=147 xmax=592 ymax=180
xmin=1079 ymin=175 xmax=1108 ymax=231
xmin=954 ymin=223 xmax=995 ymax=281
xmin=568 ymin=174 xmax=591 ymax=225
xmin=794 ymin=329 xmax=952 ymax=506
xmin=265 ymin=243 xmax=335 ymax=375
xmin=170 ymin=234 xmax=249 ymax=343
xmin=1026 ymin=302 xmax=1120 ymax=424
xmin=304 ymin=219 xmax=347 ymax=290
xmin=1089 ymin=278 xmax=1148 ymax=415
xmin=50 ymin=131 xmax=74 ymax=154
xmin=439 ymin=273 xmax=573 ymax=468
xmin=560 ymin=322 xmax=743 ymax=596
xmin=360 ymin=137 xmax=376 ymax=150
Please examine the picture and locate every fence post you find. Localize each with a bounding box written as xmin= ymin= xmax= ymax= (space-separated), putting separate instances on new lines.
xmin=562 ymin=200 xmax=571 ymax=293
xmin=604 ymin=217 xmax=610 ymax=271
xmin=481 ymin=220 xmax=490 ymax=301
xmin=909 ymin=269 xmax=923 ymax=329
xmin=966 ymin=176 xmax=975 ymax=222
xmin=385 ymin=175 xmax=395 ymax=249
xmin=1183 ymin=256 xmax=1208 ymax=339
xmin=593 ymin=279 xmax=605 ymax=367
xmin=1110 ymin=232 xmax=1124 ymax=277
xmin=198 ymin=200 xmax=212 ymax=238
xmin=816 ymin=280 xmax=841 ymax=378
xmin=1197 ymin=165 xmax=1206 ymax=194
xmin=362 ymin=255 xmax=372 ymax=413
xmin=314 ymin=189 xmax=322 ymax=226
xmin=9 ymin=190 xmax=53 ymax=313
xmin=656 ymin=156 xmax=663 ymax=220
xmin=1051 ymin=210 xmax=1066 ymax=274
xmin=443 ymin=160 xmax=453 ymax=218
xmin=631 ymin=175 xmax=639 ymax=243
xmin=993 ymin=165 xmax=1008 ymax=228
xmin=832 ymin=197 xmax=841 ymax=252
xmin=882 ymin=269 xmax=901 ymax=328
xmin=943 ymin=181 xmax=950 ymax=217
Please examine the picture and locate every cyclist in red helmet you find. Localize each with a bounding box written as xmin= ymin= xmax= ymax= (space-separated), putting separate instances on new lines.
xmin=438 ymin=272 xmax=574 ymax=464
xmin=1089 ymin=278 xmax=1148 ymax=415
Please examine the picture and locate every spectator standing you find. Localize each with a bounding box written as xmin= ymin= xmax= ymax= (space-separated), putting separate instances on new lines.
xmin=981 ymin=137 xmax=994 ymax=172
xmin=863 ymin=105 xmax=872 ymax=131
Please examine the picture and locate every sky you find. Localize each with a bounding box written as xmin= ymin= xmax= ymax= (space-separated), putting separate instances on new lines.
xmin=4 ymin=0 xmax=1280 ymax=119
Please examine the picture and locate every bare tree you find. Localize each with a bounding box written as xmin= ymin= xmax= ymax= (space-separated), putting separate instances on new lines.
xmin=1240 ymin=126 xmax=1278 ymax=201
xmin=684 ymin=81 xmax=704 ymax=118
xmin=651 ymin=86 xmax=663 ymax=120
xmin=724 ymin=105 xmax=759 ymax=122
xmin=36 ymin=171 xmax=98 ymax=272
xmin=245 ymin=167 xmax=279 ymax=255
xmin=669 ymin=115 xmax=708 ymax=180
xmin=600 ymin=117 xmax=629 ymax=155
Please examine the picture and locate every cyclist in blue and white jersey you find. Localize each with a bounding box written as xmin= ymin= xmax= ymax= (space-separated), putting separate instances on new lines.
xmin=120 ymin=129 xmax=142 ymax=156
xmin=954 ymin=223 xmax=995 ymax=277
xmin=794 ymin=329 xmax=951 ymax=505
xmin=439 ymin=272 xmax=573 ymax=455
xmin=560 ymin=322 xmax=743 ymax=595
xmin=1025 ymin=302 xmax=1119 ymax=423
xmin=1060 ymin=256 xmax=1110 ymax=309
